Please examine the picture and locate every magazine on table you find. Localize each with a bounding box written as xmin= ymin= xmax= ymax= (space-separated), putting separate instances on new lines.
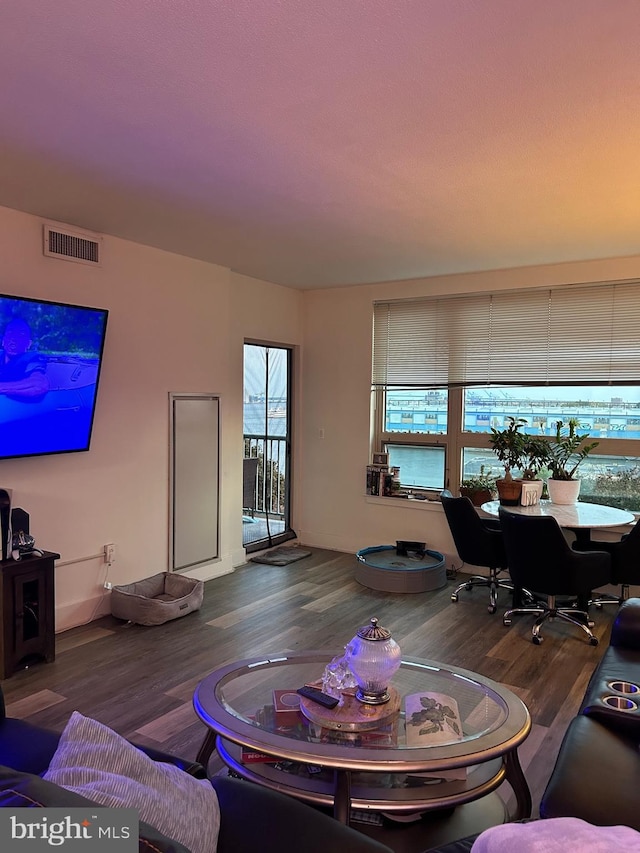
xmin=404 ymin=691 xmax=466 ymax=781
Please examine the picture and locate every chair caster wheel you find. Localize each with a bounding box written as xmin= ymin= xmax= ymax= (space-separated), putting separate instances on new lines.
xmin=587 ymin=620 xmax=595 ymax=628
xmin=488 ymin=604 xmax=497 ymax=614
xmin=503 ymin=618 xmax=512 ymax=626
xmin=451 ymin=594 xmax=458 ymax=603
xmin=589 ymin=636 xmax=599 ymax=646
xmin=532 ymin=635 xmax=543 ymax=645
xmin=465 ymin=583 xmax=473 ymax=591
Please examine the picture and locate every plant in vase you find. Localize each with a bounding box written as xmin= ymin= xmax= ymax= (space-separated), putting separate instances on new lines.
xmin=488 ymin=416 xmax=526 ymax=505
xmin=520 ymin=434 xmax=552 ymax=503
xmin=547 ymin=418 xmax=599 ymax=504
xmin=460 ymin=465 xmax=497 ymax=506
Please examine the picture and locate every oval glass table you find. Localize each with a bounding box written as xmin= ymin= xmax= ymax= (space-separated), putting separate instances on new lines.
xmin=193 ymin=652 xmax=531 ymax=826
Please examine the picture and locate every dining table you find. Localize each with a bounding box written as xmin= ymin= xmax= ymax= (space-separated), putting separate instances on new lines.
xmin=480 ymin=499 xmax=635 ymax=545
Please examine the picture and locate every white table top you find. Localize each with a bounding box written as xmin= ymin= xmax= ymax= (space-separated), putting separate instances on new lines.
xmin=481 ymin=500 xmax=635 ymax=529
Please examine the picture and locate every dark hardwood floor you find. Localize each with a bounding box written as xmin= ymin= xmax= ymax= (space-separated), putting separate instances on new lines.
xmin=1 ymin=548 xmax=617 ymax=847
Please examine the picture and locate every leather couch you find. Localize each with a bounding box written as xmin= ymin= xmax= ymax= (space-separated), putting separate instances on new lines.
xmin=539 ymin=595 xmax=640 ymax=828
xmin=0 ymin=686 xmax=391 ymax=853
xmin=422 ymin=597 xmax=640 ymax=851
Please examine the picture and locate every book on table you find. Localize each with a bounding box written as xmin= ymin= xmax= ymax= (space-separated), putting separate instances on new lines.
xmin=272 ymin=689 xmax=302 ymax=726
xmin=404 ymin=692 xmax=466 ymax=781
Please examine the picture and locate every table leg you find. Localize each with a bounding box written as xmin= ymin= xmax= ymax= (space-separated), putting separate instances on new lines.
xmin=333 ymin=769 xmax=352 ymax=824
xmin=195 ymin=730 xmax=217 ymax=769
xmin=504 ymin=749 xmax=532 ymax=820
xmin=569 ymin=527 xmax=591 ymax=546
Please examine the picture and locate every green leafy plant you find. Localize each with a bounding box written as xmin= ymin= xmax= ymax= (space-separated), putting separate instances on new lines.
xmin=548 ymin=418 xmax=599 ymax=481
xmin=461 ymin=465 xmax=497 ymax=491
xmin=520 ymin=434 xmax=552 ymax=480
xmin=488 ymin=416 xmax=526 ymax=481
xmin=460 ymin=465 xmax=497 ymax=505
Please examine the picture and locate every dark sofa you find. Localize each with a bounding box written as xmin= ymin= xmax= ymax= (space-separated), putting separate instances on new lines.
xmin=423 ymin=597 xmax=640 ymax=852
xmin=0 ymin=686 xmax=391 ymax=853
xmin=539 ymin=595 xmax=640 ymax=828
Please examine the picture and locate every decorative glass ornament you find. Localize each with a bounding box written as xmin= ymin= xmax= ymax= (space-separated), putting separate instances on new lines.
xmin=345 ymin=617 xmax=401 ymax=704
xmin=321 ymin=649 xmax=358 ymax=699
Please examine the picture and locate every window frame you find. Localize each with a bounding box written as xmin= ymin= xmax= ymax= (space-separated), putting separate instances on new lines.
xmin=371 ymin=281 xmax=640 ymax=503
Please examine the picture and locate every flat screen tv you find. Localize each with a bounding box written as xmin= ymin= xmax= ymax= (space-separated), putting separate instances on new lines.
xmin=0 ymin=293 xmax=108 ymax=460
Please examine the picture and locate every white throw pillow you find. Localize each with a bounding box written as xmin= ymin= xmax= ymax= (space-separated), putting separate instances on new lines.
xmin=471 ymin=817 xmax=640 ymax=852
xmin=44 ymin=711 xmax=219 ymax=853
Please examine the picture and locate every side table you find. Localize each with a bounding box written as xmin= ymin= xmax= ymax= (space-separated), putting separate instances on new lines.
xmin=0 ymin=550 xmax=59 ymax=678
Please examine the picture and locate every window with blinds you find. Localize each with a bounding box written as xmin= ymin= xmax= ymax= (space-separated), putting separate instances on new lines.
xmin=370 ymin=279 xmax=640 ymax=510
xmin=372 ymin=279 xmax=640 ymax=389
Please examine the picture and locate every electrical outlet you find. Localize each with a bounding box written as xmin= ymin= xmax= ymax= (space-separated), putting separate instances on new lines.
xmin=104 ymin=581 xmax=112 ymax=590
xmin=104 ymin=543 xmax=116 ymax=565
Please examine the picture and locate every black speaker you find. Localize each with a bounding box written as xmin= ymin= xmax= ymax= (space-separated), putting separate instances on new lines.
xmin=0 ymin=489 xmax=12 ymax=561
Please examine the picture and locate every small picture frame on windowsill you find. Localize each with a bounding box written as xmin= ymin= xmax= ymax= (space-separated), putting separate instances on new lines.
xmin=372 ymin=452 xmax=389 ymax=466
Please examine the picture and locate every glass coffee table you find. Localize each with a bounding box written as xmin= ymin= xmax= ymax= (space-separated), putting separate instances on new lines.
xmin=193 ymin=651 xmax=531 ymax=825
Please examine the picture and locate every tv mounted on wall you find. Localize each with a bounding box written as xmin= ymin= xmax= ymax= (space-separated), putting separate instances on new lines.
xmin=0 ymin=293 xmax=108 ymax=460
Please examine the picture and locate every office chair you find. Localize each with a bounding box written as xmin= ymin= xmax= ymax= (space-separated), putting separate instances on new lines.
xmin=499 ymin=507 xmax=611 ymax=645
xmin=573 ymin=520 xmax=640 ymax=607
xmin=441 ymin=492 xmax=513 ymax=614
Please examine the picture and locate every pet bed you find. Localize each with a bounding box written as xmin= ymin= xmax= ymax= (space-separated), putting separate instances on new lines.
xmin=355 ymin=545 xmax=446 ymax=593
xmin=110 ymin=572 xmax=204 ymax=626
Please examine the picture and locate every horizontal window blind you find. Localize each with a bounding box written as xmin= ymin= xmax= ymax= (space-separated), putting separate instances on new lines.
xmin=372 ymin=280 xmax=640 ymax=388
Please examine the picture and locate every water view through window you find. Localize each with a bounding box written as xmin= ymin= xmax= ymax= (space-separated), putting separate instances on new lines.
xmin=382 ymin=386 xmax=640 ymax=510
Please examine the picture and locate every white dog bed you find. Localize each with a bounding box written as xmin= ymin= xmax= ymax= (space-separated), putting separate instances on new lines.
xmin=110 ymin=572 xmax=204 ymax=626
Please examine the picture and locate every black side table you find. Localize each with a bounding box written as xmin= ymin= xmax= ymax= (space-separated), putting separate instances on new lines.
xmin=0 ymin=550 xmax=59 ymax=679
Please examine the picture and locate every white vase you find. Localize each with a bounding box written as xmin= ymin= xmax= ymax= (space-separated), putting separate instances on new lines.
xmin=547 ymin=478 xmax=581 ymax=505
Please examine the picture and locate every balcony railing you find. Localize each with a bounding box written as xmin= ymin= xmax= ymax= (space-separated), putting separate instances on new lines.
xmin=243 ymin=436 xmax=288 ymax=520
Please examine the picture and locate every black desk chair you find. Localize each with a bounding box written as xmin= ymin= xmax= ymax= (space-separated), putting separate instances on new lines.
xmin=573 ymin=520 xmax=640 ymax=607
xmin=441 ymin=492 xmax=512 ymax=614
xmin=498 ymin=507 xmax=611 ymax=645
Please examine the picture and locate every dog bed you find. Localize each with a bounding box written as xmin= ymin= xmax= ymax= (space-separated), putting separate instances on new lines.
xmin=110 ymin=572 xmax=204 ymax=626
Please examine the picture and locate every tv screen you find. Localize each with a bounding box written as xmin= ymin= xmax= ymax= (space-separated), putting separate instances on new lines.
xmin=0 ymin=293 xmax=108 ymax=460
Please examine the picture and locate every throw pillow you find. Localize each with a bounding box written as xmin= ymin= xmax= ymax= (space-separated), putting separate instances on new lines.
xmin=0 ymin=766 xmax=192 ymax=853
xmin=43 ymin=711 xmax=219 ymax=853
xmin=471 ymin=817 xmax=640 ymax=852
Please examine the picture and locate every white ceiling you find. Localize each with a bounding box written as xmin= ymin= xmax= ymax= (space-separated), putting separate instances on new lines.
xmin=1 ymin=1 xmax=640 ymax=289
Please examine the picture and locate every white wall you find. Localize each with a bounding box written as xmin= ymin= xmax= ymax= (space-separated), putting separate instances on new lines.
xmin=0 ymin=206 xmax=303 ymax=631
xmin=298 ymin=256 xmax=640 ymax=563
xmin=4 ymin=199 xmax=639 ymax=631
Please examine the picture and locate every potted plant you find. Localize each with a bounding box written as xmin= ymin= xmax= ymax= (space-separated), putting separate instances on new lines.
xmin=547 ymin=418 xmax=599 ymax=504
xmin=520 ymin=434 xmax=552 ymax=502
xmin=460 ymin=465 xmax=497 ymax=506
xmin=488 ymin=416 xmax=526 ymax=505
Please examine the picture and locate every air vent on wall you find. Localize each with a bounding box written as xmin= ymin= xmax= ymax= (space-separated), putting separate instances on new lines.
xmin=43 ymin=222 xmax=102 ymax=267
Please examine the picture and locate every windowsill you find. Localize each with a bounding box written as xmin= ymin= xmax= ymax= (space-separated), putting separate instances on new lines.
xmin=365 ymin=495 xmax=444 ymax=511
xmin=365 ymin=494 xmax=638 ymax=529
